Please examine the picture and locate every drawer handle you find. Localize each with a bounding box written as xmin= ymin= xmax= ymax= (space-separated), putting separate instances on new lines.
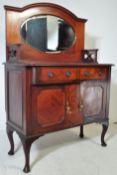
xmin=84 ymin=72 xmax=91 ymax=77
xmin=65 ymin=71 xmax=72 ymax=77
xmin=48 ymin=72 xmax=55 ymax=78
xmin=98 ymin=71 xmax=104 ymax=76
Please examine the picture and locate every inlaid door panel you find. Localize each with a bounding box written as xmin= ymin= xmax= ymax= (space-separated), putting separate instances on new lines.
xmin=31 ymin=86 xmax=66 ymax=132
xmin=80 ymin=81 xmax=107 ymax=122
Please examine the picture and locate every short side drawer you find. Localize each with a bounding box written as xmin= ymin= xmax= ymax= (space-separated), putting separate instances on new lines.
xmin=79 ymin=67 xmax=108 ymax=80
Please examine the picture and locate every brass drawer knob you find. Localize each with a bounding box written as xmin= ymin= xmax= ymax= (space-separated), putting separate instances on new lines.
xmin=98 ymin=71 xmax=104 ymax=76
xmin=65 ymin=71 xmax=72 ymax=77
xmin=48 ymin=72 xmax=54 ymax=78
xmin=84 ymin=71 xmax=91 ymax=77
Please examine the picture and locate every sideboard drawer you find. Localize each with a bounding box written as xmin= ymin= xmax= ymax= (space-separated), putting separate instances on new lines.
xmin=32 ymin=68 xmax=78 ymax=84
xmin=80 ymin=68 xmax=108 ymax=80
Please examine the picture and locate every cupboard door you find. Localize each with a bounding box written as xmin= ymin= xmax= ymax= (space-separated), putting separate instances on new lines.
xmin=80 ymin=81 xmax=107 ymax=122
xmin=31 ymin=86 xmax=66 ymax=133
xmin=66 ymin=85 xmax=83 ymax=124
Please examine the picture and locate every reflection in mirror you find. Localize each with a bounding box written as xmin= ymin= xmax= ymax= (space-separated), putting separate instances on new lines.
xmin=21 ymin=15 xmax=75 ymax=52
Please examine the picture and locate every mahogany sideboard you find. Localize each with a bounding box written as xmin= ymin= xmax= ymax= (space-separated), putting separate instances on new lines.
xmin=4 ymin=3 xmax=112 ymax=173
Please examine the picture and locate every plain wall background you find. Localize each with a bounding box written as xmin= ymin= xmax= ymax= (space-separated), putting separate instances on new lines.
xmin=0 ymin=0 xmax=117 ymax=130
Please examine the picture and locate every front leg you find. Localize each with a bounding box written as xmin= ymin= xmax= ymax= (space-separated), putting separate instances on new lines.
xmin=101 ymin=122 xmax=108 ymax=147
xmin=7 ymin=125 xmax=14 ymax=155
xmin=17 ymin=133 xmax=39 ymax=173
xmin=79 ymin=125 xmax=84 ymax=138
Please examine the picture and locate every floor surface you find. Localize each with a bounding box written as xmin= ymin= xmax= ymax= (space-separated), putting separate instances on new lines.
xmin=0 ymin=123 xmax=117 ymax=175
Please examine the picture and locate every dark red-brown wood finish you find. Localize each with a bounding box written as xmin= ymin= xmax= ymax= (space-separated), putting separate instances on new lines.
xmin=4 ymin=3 xmax=112 ymax=173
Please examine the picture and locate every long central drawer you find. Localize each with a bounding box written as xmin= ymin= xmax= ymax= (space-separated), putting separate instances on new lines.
xmin=32 ymin=67 xmax=78 ymax=84
xmin=32 ymin=67 xmax=108 ymax=84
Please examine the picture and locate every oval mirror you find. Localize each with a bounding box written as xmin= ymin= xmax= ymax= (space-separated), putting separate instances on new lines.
xmin=21 ymin=15 xmax=75 ymax=52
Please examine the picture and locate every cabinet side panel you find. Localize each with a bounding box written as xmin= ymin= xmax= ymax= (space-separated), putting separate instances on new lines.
xmin=8 ymin=70 xmax=23 ymax=129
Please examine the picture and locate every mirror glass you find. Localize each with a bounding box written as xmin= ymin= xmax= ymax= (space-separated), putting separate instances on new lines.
xmin=21 ymin=15 xmax=75 ymax=52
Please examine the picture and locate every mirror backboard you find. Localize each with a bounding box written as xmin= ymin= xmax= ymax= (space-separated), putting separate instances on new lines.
xmin=5 ymin=3 xmax=87 ymax=62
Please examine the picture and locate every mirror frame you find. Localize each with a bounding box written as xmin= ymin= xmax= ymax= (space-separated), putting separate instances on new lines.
xmin=20 ymin=14 xmax=76 ymax=53
xmin=5 ymin=3 xmax=87 ymax=63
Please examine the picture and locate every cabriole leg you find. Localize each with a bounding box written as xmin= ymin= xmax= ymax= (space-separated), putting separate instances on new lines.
xmin=17 ymin=133 xmax=39 ymax=173
xmin=101 ymin=122 xmax=108 ymax=147
xmin=79 ymin=125 xmax=84 ymax=138
xmin=7 ymin=125 xmax=14 ymax=155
